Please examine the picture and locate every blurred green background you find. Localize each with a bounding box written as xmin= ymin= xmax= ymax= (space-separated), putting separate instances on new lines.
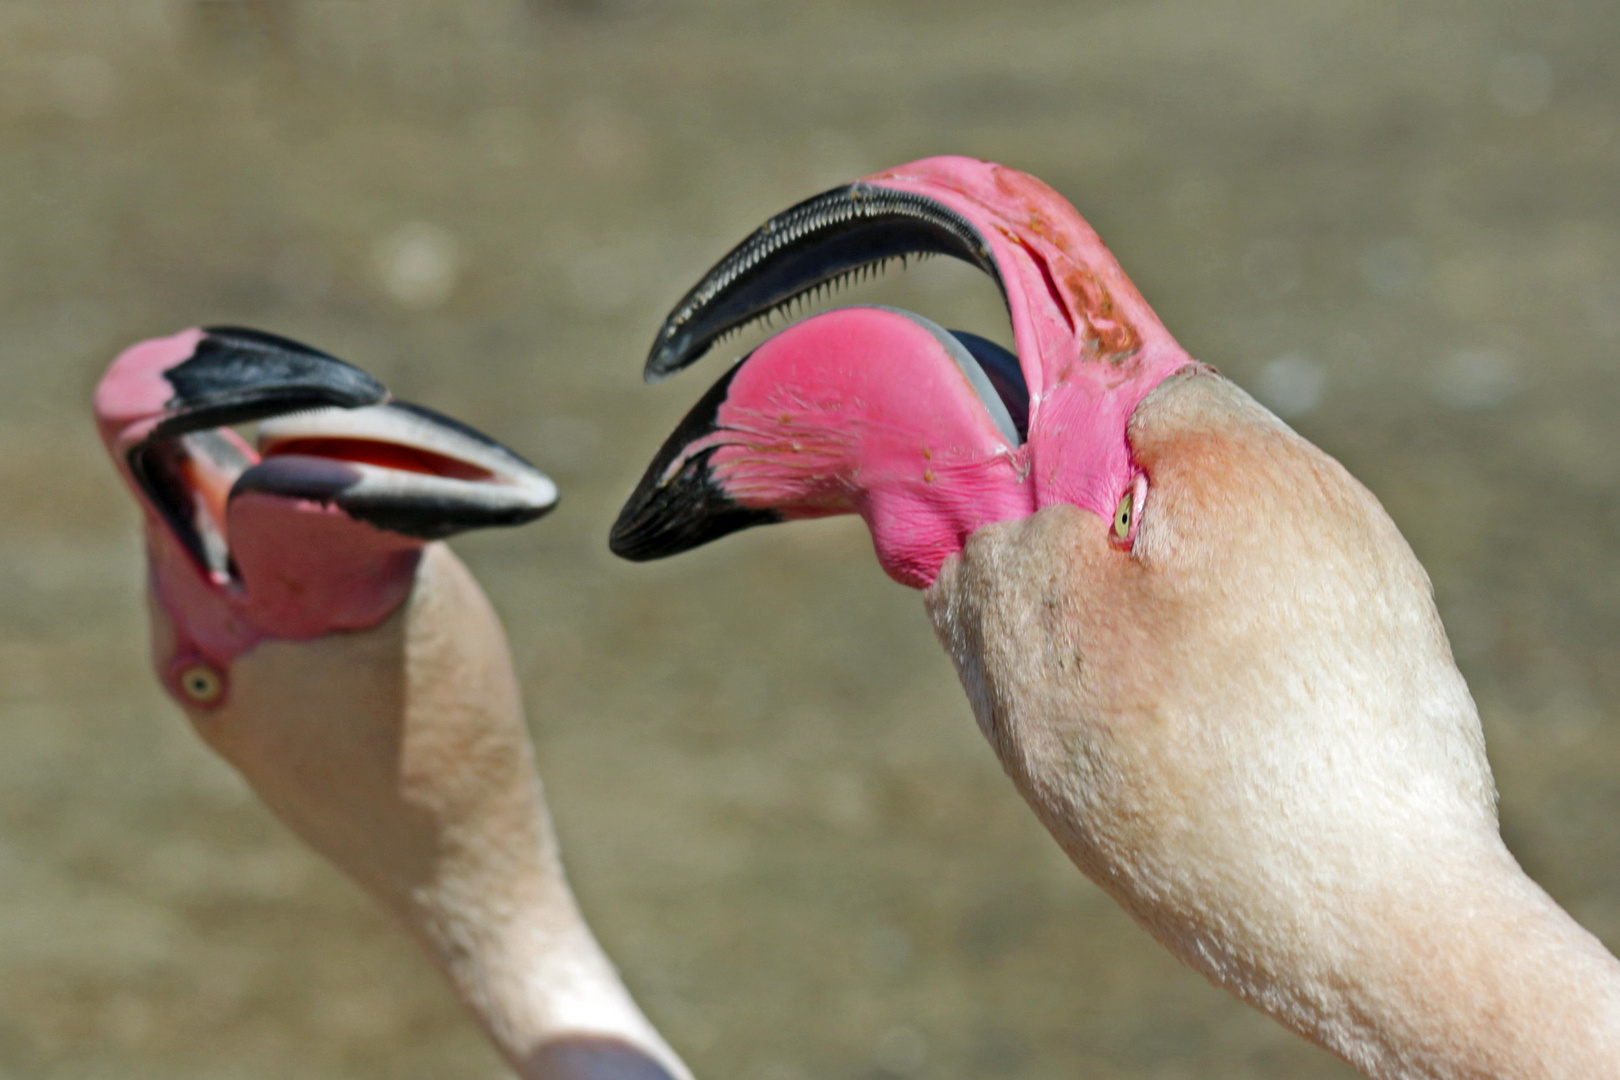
xmin=4 ymin=1 xmax=1620 ymax=1076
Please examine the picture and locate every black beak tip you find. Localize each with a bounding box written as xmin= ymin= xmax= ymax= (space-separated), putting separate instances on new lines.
xmin=611 ymin=357 xmax=786 ymax=560
xmin=642 ymin=358 xmax=675 ymax=385
xmin=606 ymin=515 xmax=664 ymax=561
xmin=342 ymin=492 xmax=557 ymax=541
xmin=608 ymin=458 xmax=783 ymax=562
xmin=643 ymin=323 xmax=694 ymax=383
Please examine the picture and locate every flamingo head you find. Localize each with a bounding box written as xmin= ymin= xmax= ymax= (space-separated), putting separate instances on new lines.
xmin=608 ymin=155 xmax=1522 ymax=1054
xmin=610 ymin=156 xmax=1201 ymax=587
xmin=95 ymin=327 xmax=557 ymax=710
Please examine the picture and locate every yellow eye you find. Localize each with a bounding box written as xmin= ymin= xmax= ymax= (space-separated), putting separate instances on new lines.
xmin=1113 ymin=490 xmax=1133 ymax=540
xmin=177 ymin=663 xmax=225 ymax=705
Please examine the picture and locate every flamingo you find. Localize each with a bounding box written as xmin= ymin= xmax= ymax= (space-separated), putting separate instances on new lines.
xmin=611 ymin=156 xmax=1620 ymax=1079
xmin=96 ymin=327 xmax=691 ymax=1080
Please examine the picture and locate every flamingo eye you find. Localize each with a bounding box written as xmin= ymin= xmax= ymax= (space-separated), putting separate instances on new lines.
xmin=1113 ymin=491 xmax=1133 ymax=540
xmin=178 ymin=663 xmax=225 ymax=705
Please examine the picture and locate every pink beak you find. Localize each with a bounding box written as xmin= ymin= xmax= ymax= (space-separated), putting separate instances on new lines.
xmin=613 ymin=156 xmax=1200 ymax=587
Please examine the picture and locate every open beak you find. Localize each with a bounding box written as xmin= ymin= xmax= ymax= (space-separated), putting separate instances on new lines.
xmin=614 ymin=157 xmax=1197 ymax=585
xmin=96 ymin=327 xmax=556 ymax=579
xmin=245 ymin=401 xmax=558 ymax=540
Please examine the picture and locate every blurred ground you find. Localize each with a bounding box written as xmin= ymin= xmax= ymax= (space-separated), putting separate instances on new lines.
xmin=2 ymin=1 xmax=1619 ymax=1077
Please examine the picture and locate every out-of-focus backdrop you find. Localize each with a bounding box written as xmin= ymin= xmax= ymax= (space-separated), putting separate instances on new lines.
xmin=3 ymin=1 xmax=1619 ymax=1077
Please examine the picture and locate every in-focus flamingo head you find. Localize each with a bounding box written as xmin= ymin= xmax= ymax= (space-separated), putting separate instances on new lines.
xmin=610 ymin=159 xmax=1614 ymax=1077
xmin=611 ymin=156 xmax=1201 ymax=587
xmin=95 ymin=327 xmax=557 ymax=708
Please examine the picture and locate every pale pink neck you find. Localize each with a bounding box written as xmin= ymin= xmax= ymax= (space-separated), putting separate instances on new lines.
xmin=382 ymin=548 xmax=693 ymax=1080
xmin=1257 ymin=835 xmax=1620 ymax=1079
xmin=924 ymin=495 xmax=1620 ymax=1080
xmin=403 ymin=815 xmax=691 ymax=1080
xmin=198 ymin=545 xmax=690 ymax=1080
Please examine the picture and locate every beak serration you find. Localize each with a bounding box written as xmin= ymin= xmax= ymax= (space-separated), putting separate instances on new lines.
xmin=646 ymin=182 xmax=1004 ymax=381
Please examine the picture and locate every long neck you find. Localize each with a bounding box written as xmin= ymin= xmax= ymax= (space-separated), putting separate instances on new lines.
xmin=196 ymin=545 xmax=690 ymax=1080
xmin=388 ymin=546 xmax=692 ymax=1080
xmin=1218 ymin=827 xmax=1620 ymax=1079
xmin=402 ymin=770 xmax=691 ymax=1080
xmin=924 ymin=503 xmax=1620 ymax=1080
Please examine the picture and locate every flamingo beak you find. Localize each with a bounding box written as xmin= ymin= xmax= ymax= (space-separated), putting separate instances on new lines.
xmin=96 ymin=327 xmax=556 ymax=577
xmin=97 ymin=326 xmax=388 ymax=445
xmin=246 ymin=401 xmax=558 ymax=540
xmin=615 ymin=157 xmax=1045 ymax=576
xmin=643 ymin=175 xmax=1004 ymax=382
xmin=615 ymin=157 xmax=1197 ymax=582
xmin=607 ymin=358 xmax=785 ymax=560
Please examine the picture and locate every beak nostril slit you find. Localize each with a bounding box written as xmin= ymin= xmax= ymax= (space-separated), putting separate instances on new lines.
xmin=1010 ymin=236 xmax=1075 ymax=335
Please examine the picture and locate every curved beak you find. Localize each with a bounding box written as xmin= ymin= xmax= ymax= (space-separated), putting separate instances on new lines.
xmin=96 ymin=327 xmax=556 ymax=577
xmin=613 ymin=305 xmax=1032 ymax=588
xmin=617 ymin=157 xmax=1200 ymax=583
xmin=95 ymin=326 xmax=387 ymax=447
xmin=645 ymin=176 xmax=1004 ymax=381
xmin=642 ymin=156 xmax=1178 ymax=396
xmin=607 ymin=358 xmax=785 ymax=561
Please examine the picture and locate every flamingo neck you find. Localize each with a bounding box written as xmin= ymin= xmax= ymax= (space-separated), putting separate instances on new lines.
xmin=353 ymin=546 xmax=691 ymax=1080
xmin=178 ymin=545 xmax=689 ymax=1080
xmin=402 ymin=790 xmax=690 ymax=1080
xmin=924 ymin=493 xmax=1620 ymax=1080
xmin=1250 ymin=837 xmax=1620 ymax=1079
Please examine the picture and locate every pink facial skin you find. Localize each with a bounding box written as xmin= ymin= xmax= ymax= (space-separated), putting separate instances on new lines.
xmin=863 ymin=157 xmax=1201 ymax=518
xmin=96 ymin=334 xmax=424 ymax=707
xmin=694 ymin=158 xmax=1203 ymax=588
